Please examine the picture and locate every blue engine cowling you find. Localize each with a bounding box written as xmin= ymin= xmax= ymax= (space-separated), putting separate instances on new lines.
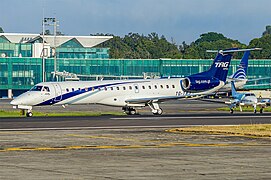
xmin=181 ymin=76 xmax=221 ymax=92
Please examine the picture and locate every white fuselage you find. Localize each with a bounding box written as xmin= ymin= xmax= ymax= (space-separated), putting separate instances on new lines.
xmin=11 ymin=78 xmax=183 ymax=108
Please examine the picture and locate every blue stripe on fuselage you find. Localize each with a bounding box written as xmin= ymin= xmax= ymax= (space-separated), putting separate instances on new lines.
xmin=36 ymin=80 xmax=149 ymax=106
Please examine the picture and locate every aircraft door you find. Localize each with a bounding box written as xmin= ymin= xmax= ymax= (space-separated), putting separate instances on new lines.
xmin=53 ymin=83 xmax=62 ymax=101
xmin=134 ymin=84 xmax=139 ymax=93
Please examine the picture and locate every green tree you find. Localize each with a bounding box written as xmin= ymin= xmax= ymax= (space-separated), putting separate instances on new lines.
xmin=182 ymin=32 xmax=246 ymax=59
xmin=262 ymin=25 xmax=271 ymax=36
xmin=248 ymin=35 xmax=271 ymax=59
xmin=98 ymin=32 xmax=181 ymax=59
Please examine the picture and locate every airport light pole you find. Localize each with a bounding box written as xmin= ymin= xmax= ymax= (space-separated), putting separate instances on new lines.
xmin=43 ymin=17 xmax=59 ymax=81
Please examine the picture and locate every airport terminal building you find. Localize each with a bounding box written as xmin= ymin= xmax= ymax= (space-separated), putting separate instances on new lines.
xmin=0 ymin=33 xmax=271 ymax=98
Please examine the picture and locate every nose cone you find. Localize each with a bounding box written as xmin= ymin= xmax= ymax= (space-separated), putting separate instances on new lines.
xmin=10 ymin=98 xmax=21 ymax=105
xmin=10 ymin=92 xmax=33 ymax=106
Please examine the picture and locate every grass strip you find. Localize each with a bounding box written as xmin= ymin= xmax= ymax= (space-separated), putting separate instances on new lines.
xmin=217 ymin=106 xmax=271 ymax=112
xmin=0 ymin=110 xmax=124 ymax=117
xmin=167 ymin=124 xmax=271 ymax=138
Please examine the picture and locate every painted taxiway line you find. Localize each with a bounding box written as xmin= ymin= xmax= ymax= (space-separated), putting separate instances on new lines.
xmin=111 ymin=115 xmax=271 ymax=120
xmin=1 ymin=142 xmax=268 ymax=153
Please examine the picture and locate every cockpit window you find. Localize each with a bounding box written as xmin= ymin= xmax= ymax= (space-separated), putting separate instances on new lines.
xmin=30 ymin=86 xmax=43 ymax=91
xmin=43 ymin=86 xmax=50 ymax=92
xmin=245 ymin=93 xmax=255 ymax=97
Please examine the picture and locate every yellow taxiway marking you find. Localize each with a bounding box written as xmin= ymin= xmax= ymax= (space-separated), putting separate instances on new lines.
xmin=66 ymin=134 xmax=159 ymax=143
xmin=1 ymin=142 xmax=269 ymax=153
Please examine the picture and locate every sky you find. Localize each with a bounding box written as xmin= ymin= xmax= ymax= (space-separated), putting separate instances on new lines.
xmin=1 ymin=0 xmax=271 ymax=45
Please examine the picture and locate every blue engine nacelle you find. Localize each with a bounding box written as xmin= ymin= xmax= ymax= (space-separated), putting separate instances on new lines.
xmin=181 ymin=76 xmax=221 ymax=92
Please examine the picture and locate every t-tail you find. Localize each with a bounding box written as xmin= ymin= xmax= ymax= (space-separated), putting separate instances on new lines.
xmin=231 ymin=51 xmax=250 ymax=79
xmin=181 ymin=48 xmax=237 ymax=92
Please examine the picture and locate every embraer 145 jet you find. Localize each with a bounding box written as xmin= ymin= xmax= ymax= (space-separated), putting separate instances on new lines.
xmin=10 ymin=48 xmax=259 ymax=117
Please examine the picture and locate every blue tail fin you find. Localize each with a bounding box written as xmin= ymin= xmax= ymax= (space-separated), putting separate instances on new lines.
xmin=192 ymin=48 xmax=237 ymax=82
xmin=231 ymin=51 xmax=250 ymax=79
xmin=231 ymin=81 xmax=238 ymax=97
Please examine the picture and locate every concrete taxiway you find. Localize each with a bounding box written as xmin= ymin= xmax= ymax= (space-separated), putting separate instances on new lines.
xmin=0 ymin=99 xmax=270 ymax=179
xmin=0 ymin=113 xmax=271 ymax=130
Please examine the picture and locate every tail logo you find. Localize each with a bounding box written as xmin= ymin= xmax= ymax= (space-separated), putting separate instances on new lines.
xmin=232 ymin=69 xmax=246 ymax=79
xmin=215 ymin=62 xmax=229 ymax=68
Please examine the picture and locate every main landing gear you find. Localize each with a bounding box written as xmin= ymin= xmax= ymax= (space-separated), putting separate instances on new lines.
xmin=148 ymin=101 xmax=163 ymax=115
xmin=122 ymin=107 xmax=137 ymax=115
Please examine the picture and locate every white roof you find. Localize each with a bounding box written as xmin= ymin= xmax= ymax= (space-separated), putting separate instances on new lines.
xmin=0 ymin=33 xmax=113 ymax=48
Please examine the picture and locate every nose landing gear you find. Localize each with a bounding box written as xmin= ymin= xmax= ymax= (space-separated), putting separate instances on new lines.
xmin=26 ymin=110 xmax=33 ymax=117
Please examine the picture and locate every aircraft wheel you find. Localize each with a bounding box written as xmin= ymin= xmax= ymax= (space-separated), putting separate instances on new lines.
xmin=230 ymin=109 xmax=234 ymax=114
xmin=260 ymin=108 xmax=263 ymax=114
xmin=157 ymin=108 xmax=163 ymax=115
xmin=153 ymin=108 xmax=163 ymax=115
xmin=123 ymin=107 xmax=136 ymax=115
xmin=26 ymin=112 xmax=33 ymax=117
xmin=254 ymin=109 xmax=257 ymax=114
xmin=129 ymin=109 xmax=136 ymax=115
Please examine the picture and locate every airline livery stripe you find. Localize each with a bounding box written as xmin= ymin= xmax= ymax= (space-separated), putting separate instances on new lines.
xmin=37 ymin=80 xmax=150 ymax=106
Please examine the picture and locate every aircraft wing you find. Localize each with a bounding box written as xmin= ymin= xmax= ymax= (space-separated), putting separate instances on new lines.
xmin=125 ymin=94 xmax=205 ymax=104
xmin=257 ymin=102 xmax=267 ymax=107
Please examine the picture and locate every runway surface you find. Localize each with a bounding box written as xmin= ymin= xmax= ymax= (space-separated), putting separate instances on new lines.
xmin=1 ymin=100 xmax=271 ymax=179
xmin=1 ymin=112 xmax=271 ymax=130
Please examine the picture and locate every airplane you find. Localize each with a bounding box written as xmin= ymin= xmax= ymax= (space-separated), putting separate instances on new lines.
xmin=10 ymin=48 xmax=254 ymax=117
xmin=226 ymin=81 xmax=266 ymax=114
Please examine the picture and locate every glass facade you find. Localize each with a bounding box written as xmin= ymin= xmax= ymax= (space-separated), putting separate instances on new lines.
xmin=0 ymin=43 xmax=32 ymax=57
xmin=0 ymin=37 xmax=109 ymax=59
xmin=1 ymin=57 xmax=271 ymax=97
xmin=57 ymin=48 xmax=109 ymax=59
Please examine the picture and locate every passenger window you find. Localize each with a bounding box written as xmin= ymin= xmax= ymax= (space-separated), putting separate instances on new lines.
xmin=166 ymin=85 xmax=169 ymax=89
xmin=129 ymin=86 xmax=132 ymax=90
xmin=148 ymin=85 xmax=151 ymax=89
xmin=135 ymin=86 xmax=138 ymax=90
xmin=66 ymin=88 xmax=69 ymax=92
xmin=142 ymin=86 xmax=145 ymax=89
xmin=123 ymin=86 xmax=126 ymax=90
xmin=104 ymin=87 xmax=107 ymax=91
xmin=110 ymin=87 xmax=113 ymax=90
xmin=154 ymin=85 xmax=157 ymax=89
xmin=172 ymin=85 xmax=175 ymax=88
xmin=78 ymin=88 xmax=81 ymax=91
xmin=117 ymin=87 xmax=120 ymax=90
xmin=160 ymin=85 xmax=163 ymax=89
xmin=72 ymin=88 xmax=75 ymax=92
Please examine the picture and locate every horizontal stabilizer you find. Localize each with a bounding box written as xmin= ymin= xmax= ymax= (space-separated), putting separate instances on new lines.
xmin=206 ymin=48 xmax=262 ymax=54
